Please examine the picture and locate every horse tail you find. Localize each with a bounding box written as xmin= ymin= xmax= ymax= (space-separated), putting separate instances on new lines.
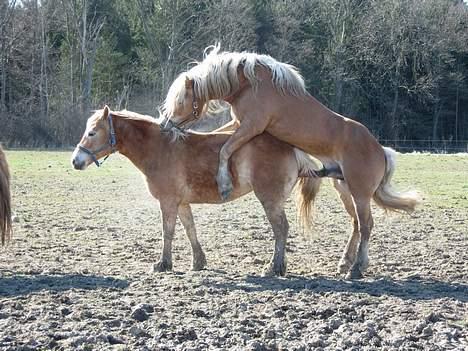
xmin=373 ymin=147 xmax=421 ymax=213
xmin=0 ymin=146 xmax=12 ymax=245
xmin=294 ymin=148 xmax=321 ymax=231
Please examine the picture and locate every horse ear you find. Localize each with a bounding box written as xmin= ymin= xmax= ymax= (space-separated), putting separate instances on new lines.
xmin=103 ymin=105 xmax=110 ymax=119
xmin=185 ymin=76 xmax=192 ymax=90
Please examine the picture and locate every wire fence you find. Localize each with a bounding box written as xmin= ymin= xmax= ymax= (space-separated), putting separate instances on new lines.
xmin=379 ymin=139 xmax=468 ymax=153
xmin=2 ymin=139 xmax=468 ymax=153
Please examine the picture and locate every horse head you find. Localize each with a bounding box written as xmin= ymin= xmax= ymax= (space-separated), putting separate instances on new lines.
xmin=71 ymin=105 xmax=117 ymax=170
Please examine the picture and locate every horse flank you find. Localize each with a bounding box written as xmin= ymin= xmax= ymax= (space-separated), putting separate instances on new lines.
xmin=162 ymin=45 xmax=309 ymax=118
xmin=0 ymin=146 xmax=12 ymax=245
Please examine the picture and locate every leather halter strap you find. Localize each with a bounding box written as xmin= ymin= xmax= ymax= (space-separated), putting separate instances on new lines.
xmin=78 ymin=113 xmax=117 ymax=167
xmin=171 ymin=80 xmax=201 ymax=130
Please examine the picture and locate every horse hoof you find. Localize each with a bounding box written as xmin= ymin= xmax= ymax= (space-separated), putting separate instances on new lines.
xmin=192 ymin=255 xmax=207 ymax=271
xmin=217 ymin=175 xmax=233 ymax=201
xmin=219 ymin=187 xmax=232 ymax=201
xmin=152 ymin=260 xmax=172 ymax=272
xmin=337 ymin=259 xmax=351 ymax=274
xmin=221 ymin=191 xmax=230 ymax=200
xmin=345 ymin=269 xmax=363 ymax=280
xmin=262 ymin=263 xmax=286 ymax=277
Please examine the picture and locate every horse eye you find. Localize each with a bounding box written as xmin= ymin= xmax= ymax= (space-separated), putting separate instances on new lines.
xmin=88 ymin=131 xmax=96 ymax=137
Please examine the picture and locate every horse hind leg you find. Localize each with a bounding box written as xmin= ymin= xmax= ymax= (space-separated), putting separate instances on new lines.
xmin=333 ymin=179 xmax=360 ymax=274
xmin=259 ymin=200 xmax=289 ymax=277
xmin=178 ymin=204 xmax=207 ymax=271
xmin=339 ymin=150 xmax=382 ymax=279
xmin=346 ymin=197 xmax=374 ymax=279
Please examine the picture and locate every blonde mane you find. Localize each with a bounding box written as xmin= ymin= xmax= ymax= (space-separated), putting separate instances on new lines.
xmin=89 ymin=109 xmax=157 ymax=124
xmin=162 ymin=45 xmax=309 ymax=118
xmin=90 ymin=109 xmax=187 ymax=142
xmin=109 ymin=110 xmax=157 ymax=124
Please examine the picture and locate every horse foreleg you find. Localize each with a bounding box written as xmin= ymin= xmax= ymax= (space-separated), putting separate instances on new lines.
xmin=178 ymin=204 xmax=206 ymax=271
xmin=217 ymin=120 xmax=265 ymax=200
xmin=212 ymin=118 xmax=240 ymax=133
xmin=153 ymin=202 xmax=178 ymax=272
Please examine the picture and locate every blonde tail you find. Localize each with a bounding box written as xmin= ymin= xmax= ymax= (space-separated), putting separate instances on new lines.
xmin=0 ymin=146 xmax=12 ymax=245
xmin=294 ymin=148 xmax=322 ymax=231
xmin=373 ymin=147 xmax=421 ymax=213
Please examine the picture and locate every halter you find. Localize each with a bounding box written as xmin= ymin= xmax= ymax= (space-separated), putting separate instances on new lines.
xmin=78 ymin=113 xmax=117 ymax=167
xmin=168 ymin=79 xmax=201 ymax=131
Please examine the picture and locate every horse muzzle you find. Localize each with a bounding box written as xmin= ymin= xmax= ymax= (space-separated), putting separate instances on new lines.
xmin=71 ymin=148 xmax=90 ymax=170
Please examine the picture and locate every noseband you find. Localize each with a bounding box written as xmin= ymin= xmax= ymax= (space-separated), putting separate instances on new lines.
xmin=78 ymin=114 xmax=117 ymax=167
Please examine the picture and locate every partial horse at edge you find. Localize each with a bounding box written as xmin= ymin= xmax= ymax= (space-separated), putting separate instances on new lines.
xmin=0 ymin=145 xmax=12 ymax=246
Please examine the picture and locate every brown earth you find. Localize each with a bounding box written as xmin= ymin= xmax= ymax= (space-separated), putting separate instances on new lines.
xmin=0 ymin=152 xmax=467 ymax=350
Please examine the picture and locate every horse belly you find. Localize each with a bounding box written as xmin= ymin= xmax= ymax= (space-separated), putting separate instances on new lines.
xmin=183 ymin=163 xmax=252 ymax=204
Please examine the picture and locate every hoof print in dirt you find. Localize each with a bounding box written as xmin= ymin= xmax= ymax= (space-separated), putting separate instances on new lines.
xmin=131 ymin=304 xmax=154 ymax=322
xmin=107 ymin=334 xmax=125 ymax=345
xmin=129 ymin=325 xmax=150 ymax=338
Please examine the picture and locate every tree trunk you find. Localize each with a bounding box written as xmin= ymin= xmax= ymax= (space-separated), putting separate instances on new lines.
xmin=391 ymin=84 xmax=399 ymax=141
xmin=334 ymin=20 xmax=346 ymax=114
xmin=455 ymin=83 xmax=459 ymax=142
xmin=0 ymin=55 xmax=6 ymax=112
xmin=82 ymin=42 xmax=98 ymax=112
xmin=334 ymin=60 xmax=343 ymax=113
xmin=39 ymin=3 xmax=49 ymax=121
xmin=432 ymin=103 xmax=442 ymax=141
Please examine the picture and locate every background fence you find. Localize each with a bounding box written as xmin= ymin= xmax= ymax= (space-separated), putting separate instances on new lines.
xmin=380 ymin=140 xmax=468 ymax=153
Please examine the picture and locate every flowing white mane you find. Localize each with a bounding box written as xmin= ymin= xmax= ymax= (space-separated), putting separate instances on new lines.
xmin=162 ymin=45 xmax=308 ymax=118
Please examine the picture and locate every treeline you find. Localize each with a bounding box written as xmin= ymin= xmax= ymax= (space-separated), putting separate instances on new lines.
xmin=0 ymin=0 xmax=467 ymax=147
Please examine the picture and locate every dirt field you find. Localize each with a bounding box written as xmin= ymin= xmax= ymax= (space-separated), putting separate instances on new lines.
xmin=1 ymin=151 xmax=467 ymax=350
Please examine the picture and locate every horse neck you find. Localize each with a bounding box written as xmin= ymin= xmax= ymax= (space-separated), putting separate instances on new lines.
xmin=113 ymin=116 xmax=164 ymax=173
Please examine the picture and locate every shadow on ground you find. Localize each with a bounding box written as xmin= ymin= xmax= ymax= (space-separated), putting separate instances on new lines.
xmin=203 ymin=272 xmax=468 ymax=302
xmin=0 ymin=273 xmax=129 ymax=297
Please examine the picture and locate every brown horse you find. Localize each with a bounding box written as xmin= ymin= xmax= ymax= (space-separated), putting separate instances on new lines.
xmin=71 ymin=106 xmax=325 ymax=276
xmin=162 ymin=45 xmax=421 ymax=279
xmin=0 ymin=145 xmax=12 ymax=246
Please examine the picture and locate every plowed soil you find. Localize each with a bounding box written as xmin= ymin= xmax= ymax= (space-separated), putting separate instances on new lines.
xmin=1 ymin=151 xmax=467 ymax=350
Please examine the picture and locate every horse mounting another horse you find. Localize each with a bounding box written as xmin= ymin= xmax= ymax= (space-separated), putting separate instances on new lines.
xmin=0 ymin=145 xmax=12 ymax=246
xmin=72 ymin=106 xmax=330 ymax=276
xmin=162 ymin=45 xmax=421 ymax=279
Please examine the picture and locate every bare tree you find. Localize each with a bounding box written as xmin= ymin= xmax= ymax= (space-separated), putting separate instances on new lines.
xmin=0 ymin=0 xmax=17 ymax=113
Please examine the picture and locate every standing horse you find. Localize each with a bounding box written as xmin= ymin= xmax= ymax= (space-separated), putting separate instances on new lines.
xmin=0 ymin=145 xmax=12 ymax=246
xmin=71 ymin=106 xmax=326 ymax=276
xmin=162 ymin=45 xmax=421 ymax=279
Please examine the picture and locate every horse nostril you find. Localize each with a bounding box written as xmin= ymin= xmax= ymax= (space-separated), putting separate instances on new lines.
xmin=72 ymin=158 xmax=81 ymax=169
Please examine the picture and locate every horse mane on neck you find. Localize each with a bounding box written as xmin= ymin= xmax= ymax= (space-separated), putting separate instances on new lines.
xmin=108 ymin=109 xmax=189 ymax=143
xmin=110 ymin=110 xmax=157 ymax=124
xmin=162 ymin=45 xmax=309 ymax=118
